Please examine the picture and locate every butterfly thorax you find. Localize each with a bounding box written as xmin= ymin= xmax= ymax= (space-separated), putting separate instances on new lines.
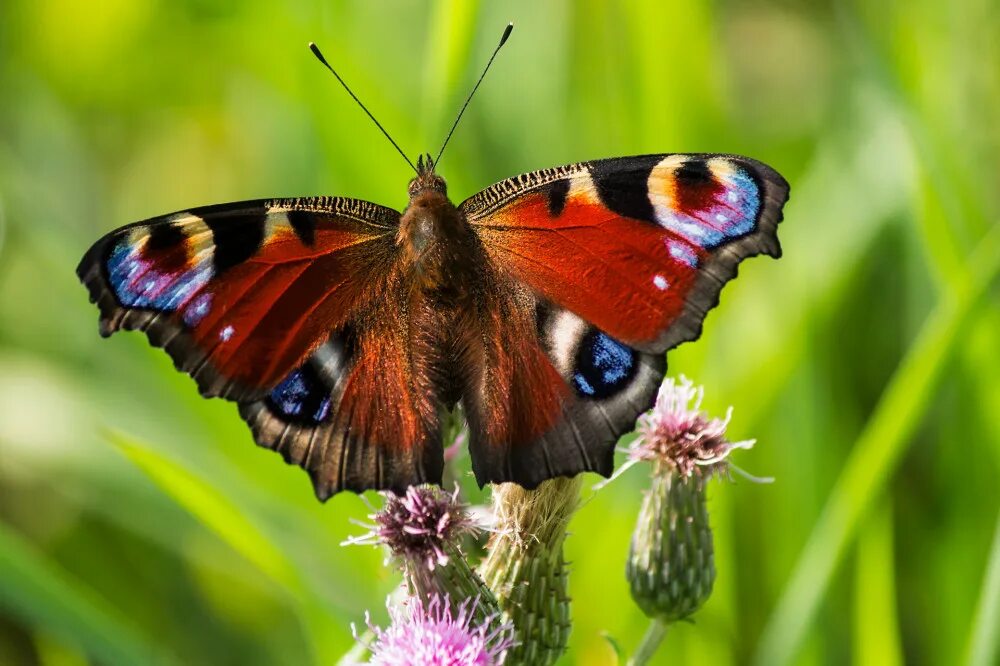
xmin=398 ymin=173 xmax=480 ymax=297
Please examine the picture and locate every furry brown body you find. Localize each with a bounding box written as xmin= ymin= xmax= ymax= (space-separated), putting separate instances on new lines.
xmin=396 ymin=165 xmax=487 ymax=409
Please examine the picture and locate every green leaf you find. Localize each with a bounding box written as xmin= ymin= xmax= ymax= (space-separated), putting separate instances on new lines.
xmin=600 ymin=631 xmax=624 ymax=664
xmin=853 ymin=502 xmax=903 ymax=665
xmin=110 ymin=431 xmax=299 ymax=588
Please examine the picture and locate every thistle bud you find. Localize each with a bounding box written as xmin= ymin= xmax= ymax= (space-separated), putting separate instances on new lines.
xmin=624 ymin=376 xmax=757 ymax=622
xmin=627 ymin=470 xmax=714 ymax=620
xmin=479 ymin=477 xmax=581 ymax=666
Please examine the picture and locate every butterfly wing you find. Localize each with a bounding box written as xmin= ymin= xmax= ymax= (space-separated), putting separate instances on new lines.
xmin=238 ymin=274 xmax=446 ymax=498
xmin=459 ymin=154 xmax=788 ymax=486
xmin=78 ymin=197 xmax=443 ymax=498
xmin=460 ymin=278 xmax=665 ymax=488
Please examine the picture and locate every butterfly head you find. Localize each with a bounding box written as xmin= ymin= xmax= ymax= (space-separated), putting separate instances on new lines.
xmin=408 ymin=153 xmax=448 ymax=198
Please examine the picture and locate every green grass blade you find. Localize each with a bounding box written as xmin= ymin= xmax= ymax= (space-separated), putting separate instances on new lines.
xmin=754 ymin=223 xmax=1000 ymax=666
xmin=109 ymin=431 xmax=338 ymax=665
xmin=966 ymin=507 xmax=1000 ymax=666
xmin=111 ymin=432 xmax=299 ymax=588
xmin=420 ymin=0 xmax=481 ymax=139
xmin=853 ymin=502 xmax=903 ymax=665
xmin=0 ymin=520 xmax=170 ymax=665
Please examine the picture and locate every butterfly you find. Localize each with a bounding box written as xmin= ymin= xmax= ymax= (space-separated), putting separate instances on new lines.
xmin=77 ymin=30 xmax=789 ymax=501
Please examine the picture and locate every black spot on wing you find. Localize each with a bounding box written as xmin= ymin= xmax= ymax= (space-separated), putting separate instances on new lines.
xmin=589 ymin=155 xmax=661 ymax=224
xmin=146 ymin=222 xmax=186 ymax=251
xmin=286 ymin=209 xmax=317 ymax=247
xmin=545 ymin=178 xmax=570 ymax=217
xmin=206 ymin=210 xmax=267 ymax=273
xmin=534 ymin=301 xmax=555 ymax=354
xmin=673 ymin=158 xmax=714 ymax=187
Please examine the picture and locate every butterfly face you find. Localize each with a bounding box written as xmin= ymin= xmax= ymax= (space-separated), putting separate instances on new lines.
xmin=78 ymin=152 xmax=788 ymax=500
xmin=407 ymin=154 xmax=448 ymax=197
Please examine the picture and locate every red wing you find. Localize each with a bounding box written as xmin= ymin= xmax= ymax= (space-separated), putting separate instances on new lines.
xmin=78 ymin=197 xmax=398 ymax=400
xmin=461 ymin=154 xmax=789 ymax=353
xmin=458 ymin=154 xmax=787 ymax=488
xmin=80 ymin=197 xmax=445 ymax=498
xmin=459 ymin=281 xmax=569 ymax=485
xmin=239 ymin=281 xmax=445 ymax=499
xmin=460 ymin=281 xmax=665 ymax=489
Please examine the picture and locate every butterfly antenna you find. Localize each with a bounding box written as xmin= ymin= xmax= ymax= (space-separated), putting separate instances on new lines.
xmin=434 ymin=22 xmax=513 ymax=168
xmin=309 ymin=42 xmax=418 ymax=174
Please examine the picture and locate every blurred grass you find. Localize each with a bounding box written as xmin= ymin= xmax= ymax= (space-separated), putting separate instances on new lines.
xmin=1 ymin=1 xmax=998 ymax=665
xmin=967 ymin=508 xmax=1000 ymax=666
xmin=0 ymin=521 xmax=169 ymax=664
xmin=756 ymin=222 xmax=1000 ymax=665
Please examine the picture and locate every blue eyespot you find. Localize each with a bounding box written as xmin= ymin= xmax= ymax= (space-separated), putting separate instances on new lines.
xmin=106 ymin=241 xmax=211 ymax=313
xmin=572 ymin=331 xmax=637 ymax=399
xmin=267 ymin=366 xmax=331 ymax=424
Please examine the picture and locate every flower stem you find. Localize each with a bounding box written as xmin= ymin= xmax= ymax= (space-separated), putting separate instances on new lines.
xmin=629 ymin=618 xmax=669 ymax=666
xmin=405 ymin=542 xmax=501 ymax=629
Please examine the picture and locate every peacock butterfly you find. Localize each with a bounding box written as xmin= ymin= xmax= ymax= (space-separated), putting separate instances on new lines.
xmin=77 ymin=25 xmax=789 ymax=500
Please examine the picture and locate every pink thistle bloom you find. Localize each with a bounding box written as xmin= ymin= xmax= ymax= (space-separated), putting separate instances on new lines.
xmin=363 ymin=594 xmax=515 ymax=666
xmin=343 ymin=485 xmax=479 ymax=570
xmin=608 ymin=376 xmax=760 ymax=483
xmin=444 ymin=428 xmax=468 ymax=464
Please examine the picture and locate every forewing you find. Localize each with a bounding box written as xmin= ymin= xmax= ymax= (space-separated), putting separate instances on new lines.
xmin=461 ymin=154 xmax=789 ymax=353
xmin=78 ymin=197 xmax=398 ymax=400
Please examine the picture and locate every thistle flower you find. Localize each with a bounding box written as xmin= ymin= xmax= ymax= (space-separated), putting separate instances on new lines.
xmin=363 ymin=594 xmax=516 ymax=666
xmin=344 ymin=485 xmax=501 ymax=629
xmin=625 ymin=376 xmax=758 ymax=627
xmin=347 ymin=485 xmax=479 ymax=570
xmin=626 ymin=376 xmax=756 ymax=478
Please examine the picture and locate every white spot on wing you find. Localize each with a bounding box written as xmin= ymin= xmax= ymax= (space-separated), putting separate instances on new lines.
xmin=653 ymin=274 xmax=669 ymax=290
xmin=546 ymin=310 xmax=589 ymax=376
xmin=219 ymin=325 xmax=234 ymax=342
xmin=264 ymin=210 xmax=288 ymax=238
xmin=668 ymin=240 xmax=699 ymax=267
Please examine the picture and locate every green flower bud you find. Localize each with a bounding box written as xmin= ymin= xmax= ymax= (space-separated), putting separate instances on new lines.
xmin=479 ymin=477 xmax=581 ymax=666
xmin=627 ymin=469 xmax=714 ymax=621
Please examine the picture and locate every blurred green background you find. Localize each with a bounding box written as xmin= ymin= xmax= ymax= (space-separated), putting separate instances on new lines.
xmin=1 ymin=0 xmax=999 ymax=664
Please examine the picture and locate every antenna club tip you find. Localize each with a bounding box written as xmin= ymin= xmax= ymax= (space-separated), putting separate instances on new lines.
xmin=309 ymin=42 xmax=331 ymax=67
xmin=500 ymin=23 xmax=514 ymax=46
